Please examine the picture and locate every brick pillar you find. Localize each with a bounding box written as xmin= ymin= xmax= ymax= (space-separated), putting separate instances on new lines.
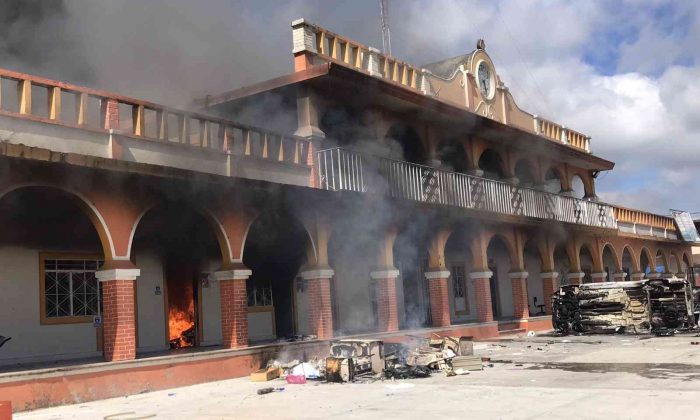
xmin=215 ymin=269 xmax=251 ymax=348
xmin=509 ymin=271 xmax=529 ymax=320
xmin=101 ymin=98 xmax=120 ymax=130
xmin=591 ymin=272 xmax=607 ymax=283
xmin=302 ymin=268 xmax=335 ymax=339
xmin=540 ymin=272 xmax=559 ymax=315
xmin=425 ymin=270 xmax=451 ymax=327
xmin=567 ymin=272 xmax=585 ymax=285
xmin=371 ymin=269 xmax=400 ymax=333
xmin=96 ymin=268 xmax=140 ymax=362
xmin=471 ymin=271 xmax=494 ymax=323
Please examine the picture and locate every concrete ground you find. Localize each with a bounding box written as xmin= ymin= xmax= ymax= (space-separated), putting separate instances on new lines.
xmin=16 ymin=333 xmax=700 ymax=419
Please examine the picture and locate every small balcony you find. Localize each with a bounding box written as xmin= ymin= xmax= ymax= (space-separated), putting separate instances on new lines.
xmin=316 ymin=147 xmax=617 ymax=229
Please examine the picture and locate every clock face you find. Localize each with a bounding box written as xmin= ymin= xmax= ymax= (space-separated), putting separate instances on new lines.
xmin=477 ymin=61 xmax=492 ymax=99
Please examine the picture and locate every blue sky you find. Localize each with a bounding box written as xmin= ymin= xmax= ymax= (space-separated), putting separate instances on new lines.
xmin=4 ymin=0 xmax=699 ymax=214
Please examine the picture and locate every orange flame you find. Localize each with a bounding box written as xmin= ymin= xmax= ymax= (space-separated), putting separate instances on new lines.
xmin=169 ymin=299 xmax=194 ymax=347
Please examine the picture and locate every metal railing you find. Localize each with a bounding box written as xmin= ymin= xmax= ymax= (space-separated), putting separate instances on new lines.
xmin=317 ymin=147 xmax=617 ymax=229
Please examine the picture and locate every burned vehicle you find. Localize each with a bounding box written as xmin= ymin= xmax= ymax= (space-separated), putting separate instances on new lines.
xmin=552 ymin=277 xmax=696 ymax=335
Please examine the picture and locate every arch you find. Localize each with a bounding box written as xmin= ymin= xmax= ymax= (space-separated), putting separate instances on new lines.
xmin=571 ymin=175 xmax=586 ymax=199
xmin=601 ymin=243 xmax=620 ymax=281
xmin=244 ymin=208 xmax=314 ymax=338
xmin=655 ymin=248 xmax=669 ymax=273
xmin=384 ymin=122 xmax=426 ymax=164
xmin=553 ymin=242 xmax=573 ymax=285
xmin=543 ymin=167 xmax=563 ymax=194
xmin=514 ymin=158 xmax=537 ymax=188
xmin=436 ymin=139 xmax=469 ymax=173
xmin=523 ymin=238 xmax=545 ymax=314
xmin=683 ymin=252 xmax=692 ymax=272
xmin=640 ymin=247 xmax=653 ymax=274
xmin=483 ymin=231 xmax=518 ymax=268
xmin=578 ymin=242 xmax=596 ymax=283
xmin=0 ymin=184 xmax=113 ymax=260
xmin=477 ymin=149 xmax=506 ymax=180
xmin=669 ymin=251 xmax=682 ymax=274
xmin=621 ymin=245 xmax=639 ymax=274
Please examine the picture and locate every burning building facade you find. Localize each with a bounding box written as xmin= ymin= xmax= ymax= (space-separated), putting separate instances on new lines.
xmin=0 ymin=18 xmax=696 ymax=369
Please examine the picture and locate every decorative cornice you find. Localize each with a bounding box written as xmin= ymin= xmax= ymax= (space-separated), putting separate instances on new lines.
xmin=566 ymin=272 xmax=585 ymax=280
xmin=300 ymin=269 xmax=335 ymax=280
xmin=96 ymin=269 xmax=140 ymax=282
xmin=370 ymin=269 xmax=400 ymax=280
xmin=508 ymin=271 xmax=529 ymax=279
xmin=425 ymin=270 xmax=450 ymax=280
xmin=214 ymin=269 xmax=252 ymax=281
xmin=469 ymin=271 xmax=493 ymax=280
xmin=540 ymin=272 xmax=559 ymax=280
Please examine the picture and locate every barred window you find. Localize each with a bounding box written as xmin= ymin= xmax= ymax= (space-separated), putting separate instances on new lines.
xmin=42 ymin=257 xmax=103 ymax=322
xmin=452 ymin=264 xmax=469 ymax=314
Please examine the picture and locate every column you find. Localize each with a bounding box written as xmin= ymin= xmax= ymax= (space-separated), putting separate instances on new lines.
xmin=301 ymin=268 xmax=335 ymax=339
xmin=630 ymin=272 xmax=645 ymax=281
xmin=96 ymin=268 xmax=140 ymax=362
xmin=370 ymin=268 xmax=400 ymax=333
xmin=567 ymin=272 xmax=585 ymax=285
xmin=425 ymin=269 xmax=451 ymax=327
xmin=509 ymin=271 xmax=529 ymax=320
xmin=612 ymin=272 xmax=628 ymax=282
xmin=540 ymin=272 xmax=559 ymax=315
xmin=470 ymin=271 xmax=494 ymax=323
xmin=215 ymin=268 xmax=252 ymax=348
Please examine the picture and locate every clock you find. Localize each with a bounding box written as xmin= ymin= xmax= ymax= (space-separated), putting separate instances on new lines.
xmin=477 ymin=61 xmax=494 ymax=100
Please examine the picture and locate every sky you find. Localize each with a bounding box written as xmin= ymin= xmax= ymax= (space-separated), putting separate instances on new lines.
xmin=1 ymin=0 xmax=699 ymax=215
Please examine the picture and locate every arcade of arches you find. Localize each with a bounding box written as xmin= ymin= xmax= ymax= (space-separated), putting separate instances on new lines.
xmin=0 ymin=168 xmax=691 ymax=367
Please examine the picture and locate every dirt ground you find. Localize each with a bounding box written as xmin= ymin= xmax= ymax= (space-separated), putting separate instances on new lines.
xmin=15 ymin=333 xmax=700 ymax=419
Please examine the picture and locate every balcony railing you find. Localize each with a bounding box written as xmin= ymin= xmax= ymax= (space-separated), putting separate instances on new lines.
xmin=317 ymin=148 xmax=617 ymax=229
xmin=0 ymin=68 xmax=311 ymax=168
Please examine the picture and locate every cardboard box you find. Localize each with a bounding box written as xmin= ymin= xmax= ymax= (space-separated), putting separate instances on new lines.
xmin=250 ymin=367 xmax=281 ymax=382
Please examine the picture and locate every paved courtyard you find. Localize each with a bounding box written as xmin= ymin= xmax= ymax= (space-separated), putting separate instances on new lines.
xmin=16 ymin=333 xmax=700 ymax=419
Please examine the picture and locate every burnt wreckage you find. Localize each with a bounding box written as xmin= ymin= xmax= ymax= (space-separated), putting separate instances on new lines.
xmin=552 ymin=277 xmax=697 ymax=335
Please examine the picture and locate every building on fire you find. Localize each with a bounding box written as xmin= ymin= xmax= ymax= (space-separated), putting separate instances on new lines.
xmin=0 ymin=19 xmax=697 ymax=405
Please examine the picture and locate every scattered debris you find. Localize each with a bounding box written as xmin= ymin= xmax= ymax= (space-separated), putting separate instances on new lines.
xmin=691 ymin=341 xmax=699 ymax=345
xmin=553 ymin=277 xmax=696 ymax=335
xmin=250 ymin=367 xmax=281 ymax=382
xmin=527 ymin=331 xmax=536 ymax=337
xmin=257 ymin=387 xmax=274 ymax=395
xmin=384 ymin=365 xmax=430 ymax=379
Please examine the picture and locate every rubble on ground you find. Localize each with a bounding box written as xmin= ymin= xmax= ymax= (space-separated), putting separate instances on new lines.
xmin=552 ymin=277 xmax=697 ymax=335
xmin=253 ymin=335 xmax=485 ymax=388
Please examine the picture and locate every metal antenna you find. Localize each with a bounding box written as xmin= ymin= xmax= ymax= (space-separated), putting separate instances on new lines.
xmin=379 ymin=0 xmax=392 ymax=56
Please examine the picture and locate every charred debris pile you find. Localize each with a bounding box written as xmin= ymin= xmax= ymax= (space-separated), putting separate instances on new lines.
xmin=552 ymin=277 xmax=699 ymax=336
xmin=252 ymin=336 xmax=486 ymax=390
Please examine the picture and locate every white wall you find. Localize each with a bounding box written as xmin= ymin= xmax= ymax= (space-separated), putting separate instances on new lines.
xmin=201 ymin=260 xmax=222 ymax=346
xmin=492 ymin=249 xmax=514 ymax=318
xmin=0 ymin=246 xmax=100 ymax=366
xmin=331 ymin=244 xmax=376 ymax=334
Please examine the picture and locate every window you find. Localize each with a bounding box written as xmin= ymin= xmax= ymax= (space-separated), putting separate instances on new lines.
xmin=40 ymin=254 xmax=103 ymax=325
xmin=451 ymin=264 xmax=469 ymax=315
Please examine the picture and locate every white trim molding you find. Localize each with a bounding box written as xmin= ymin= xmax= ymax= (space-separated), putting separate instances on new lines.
xmin=647 ymin=272 xmax=662 ymax=279
xmin=214 ymin=269 xmax=252 ymax=281
xmin=540 ymin=272 xmax=559 ymax=280
xmin=469 ymin=271 xmax=493 ymax=280
xmin=612 ymin=272 xmax=628 ymax=280
xmin=591 ymin=272 xmax=608 ymax=281
xmin=370 ymin=269 xmax=400 ymax=280
xmin=630 ymin=272 xmax=645 ymax=281
xmin=566 ymin=272 xmax=585 ymax=280
xmin=300 ymin=269 xmax=335 ymax=280
xmin=96 ymin=269 xmax=141 ymax=282
xmin=425 ymin=270 xmax=450 ymax=280
xmin=508 ymin=271 xmax=529 ymax=279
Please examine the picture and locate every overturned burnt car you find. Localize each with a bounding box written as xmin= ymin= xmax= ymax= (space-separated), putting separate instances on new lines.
xmin=552 ymin=277 xmax=696 ymax=335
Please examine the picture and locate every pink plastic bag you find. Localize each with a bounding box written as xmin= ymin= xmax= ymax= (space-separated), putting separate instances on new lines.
xmin=285 ymin=374 xmax=307 ymax=384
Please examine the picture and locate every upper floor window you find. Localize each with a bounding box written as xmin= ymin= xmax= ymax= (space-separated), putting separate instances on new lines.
xmin=41 ymin=254 xmax=103 ymax=324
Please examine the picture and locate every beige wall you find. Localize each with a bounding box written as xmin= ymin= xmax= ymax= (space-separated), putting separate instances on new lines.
xmin=133 ymin=248 xmax=167 ymax=353
xmin=0 ymin=246 xmax=100 ymax=366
